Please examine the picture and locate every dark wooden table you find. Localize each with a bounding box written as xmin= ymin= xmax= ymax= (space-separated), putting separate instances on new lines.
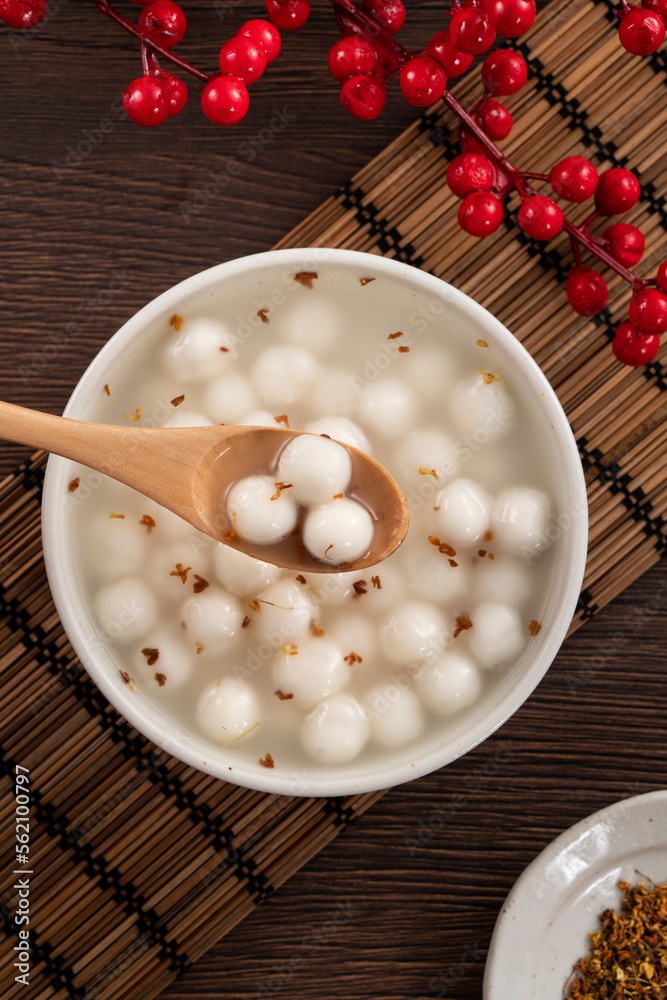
xmin=1 ymin=4 xmax=666 ymax=998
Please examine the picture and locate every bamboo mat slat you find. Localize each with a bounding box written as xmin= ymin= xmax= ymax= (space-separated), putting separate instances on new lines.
xmin=2 ymin=0 xmax=667 ymax=995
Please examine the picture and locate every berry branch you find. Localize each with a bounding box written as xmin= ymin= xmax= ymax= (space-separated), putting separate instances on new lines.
xmin=91 ymin=0 xmax=210 ymax=83
xmin=1 ymin=0 xmax=666 ymax=365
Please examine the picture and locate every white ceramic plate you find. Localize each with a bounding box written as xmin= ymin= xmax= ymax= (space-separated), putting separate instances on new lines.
xmin=484 ymin=790 xmax=667 ymax=999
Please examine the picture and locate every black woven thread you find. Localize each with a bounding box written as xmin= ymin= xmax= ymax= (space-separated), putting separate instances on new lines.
xmin=0 ymin=578 xmax=276 ymax=902
xmin=336 ymin=179 xmax=427 ymax=268
xmin=0 ymin=805 xmax=82 ymax=996
xmin=323 ymin=797 xmax=357 ymax=826
xmin=578 ymin=435 xmax=667 ymax=552
xmin=2 ymin=452 xmax=46 ymax=504
xmin=575 ymin=587 xmax=599 ymax=621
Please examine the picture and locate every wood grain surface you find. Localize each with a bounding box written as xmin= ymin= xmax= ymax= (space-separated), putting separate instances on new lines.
xmin=1 ymin=3 xmax=666 ymax=999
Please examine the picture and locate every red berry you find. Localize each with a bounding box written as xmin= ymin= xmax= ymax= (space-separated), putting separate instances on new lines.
xmin=518 ymin=195 xmax=564 ymax=240
xmin=628 ymin=288 xmax=667 ymax=335
xmin=449 ymin=9 xmax=496 ymax=55
xmin=602 ymin=223 xmax=645 ymax=268
xmin=426 ymin=29 xmax=474 ymax=77
xmin=549 ymin=156 xmax=598 ymax=203
xmin=138 ymin=0 xmax=186 ymax=48
xmin=485 ymin=0 xmax=536 ymax=37
xmin=0 ymin=0 xmax=46 ymax=29
xmin=399 ymin=56 xmax=447 ymax=107
xmin=656 ymin=260 xmax=667 ymax=292
xmin=156 ymin=69 xmax=188 ymax=116
xmin=458 ymin=191 xmax=504 ymax=237
xmin=642 ymin=0 xmax=667 ymax=23
xmin=477 ymin=99 xmax=512 ymax=140
xmin=618 ymin=7 xmax=665 ymax=54
xmin=364 ymin=0 xmax=405 ymax=34
xmin=340 ymin=75 xmax=386 ymax=120
xmin=328 ymin=36 xmax=377 ymax=80
xmin=447 ymin=152 xmax=494 ymax=198
xmin=201 ymin=75 xmax=249 ymax=125
xmin=566 ymin=266 xmax=609 ymax=316
xmin=123 ymin=76 xmax=170 ymax=127
xmin=612 ymin=321 xmax=660 ymax=365
xmin=265 ymin=0 xmax=309 ymax=31
xmin=594 ymin=167 xmax=641 ymax=215
xmin=481 ymin=49 xmax=527 ymax=95
xmin=219 ymin=35 xmax=267 ymax=83
xmin=238 ymin=19 xmax=282 ymax=64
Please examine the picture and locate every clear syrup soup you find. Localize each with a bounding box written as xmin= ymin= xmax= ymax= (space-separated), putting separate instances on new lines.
xmin=68 ymin=266 xmax=560 ymax=776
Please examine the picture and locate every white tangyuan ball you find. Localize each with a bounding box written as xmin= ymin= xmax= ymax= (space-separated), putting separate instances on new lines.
xmin=379 ymin=601 xmax=449 ymax=666
xmin=163 ymin=409 xmax=213 ymax=429
xmin=302 ymin=694 xmax=370 ymax=763
xmin=416 ymin=652 xmax=482 ymax=716
xmin=197 ymin=677 xmax=261 ymax=744
xmin=251 ymin=345 xmax=319 ymax=407
xmin=164 ymin=317 xmax=236 ymax=382
xmin=203 ymin=373 xmax=258 ymax=425
xmin=254 ymin=580 xmax=317 ymax=643
xmin=468 ymin=601 xmax=524 ymax=669
xmin=307 ymin=370 xmax=357 ymax=418
xmin=407 ymin=540 xmax=470 ymax=605
xmin=432 ymin=479 xmax=491 ymax=548
xmin=133 ymin=630 xmax=192 ymax=688
xmin=139 ymin=498 xmax=201 ymax=540
xmin=364 ymin=685 xmax=424 ymax=748
xmin=392 ymin=429 xmax=457 ymax=489
xmin=282 ymin=298 xmax=339 ymax=354
xmin=85 ymin=511 xmax=149 ymax=580
xmin=304 ymin=417 xmax=372 ymax=455
xmin=305 ymin=570 xmax=358 ymax=607
xmin=227 ymin=475 xmax=298 ymax=545
xmin=237 ymin=409 xmax=281 ymax=428
xmin=147 ymin=540 xmax=210 ymax=600
xmin=491 ymin=487 xmax=551 ymax=557
xmin=273 ymin=637 xmax=350 ymax=706
xmin=182 ymin=588 xmax=244 ymax=653
xmin=402 ymin=344 xmax=463 ymax=400
xmin=448 ymin=369 xmax=513 ymax=440
xmin=214 ymin=544 xmax=280 ymax=597
xmin=277 ymin=435 xmax=352 ymax=506
xmin=303 ymin=498 xmax=374 ymax=565
xmin=358 ymin=378 xmax=418 ymax=439
xmin=355 ymin=560 xmax=404 ymax=614
xmin=325 ymin=612 xmax=377 ymax=665
xmin=472 ymin=555 xmax=531 ymax=606
xmin=94 ymin=577 xmax=158 ymax=644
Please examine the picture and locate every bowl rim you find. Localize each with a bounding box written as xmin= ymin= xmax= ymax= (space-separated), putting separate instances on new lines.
xmin=42 ymin=246 xmax=588 ymax=797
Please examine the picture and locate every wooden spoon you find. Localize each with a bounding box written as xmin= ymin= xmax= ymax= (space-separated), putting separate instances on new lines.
xmin=0 ymin=400 xmax=409 ymax=573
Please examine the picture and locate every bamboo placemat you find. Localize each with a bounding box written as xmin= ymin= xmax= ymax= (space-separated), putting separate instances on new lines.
xmin=1 ymin=0 xmax=666 ymax=996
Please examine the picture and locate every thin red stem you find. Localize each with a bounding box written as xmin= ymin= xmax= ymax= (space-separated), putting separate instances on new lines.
xmin=562 ymin=217 xmax=642 ymax=288
xmin=327 ymin=0 xmax=410 ymax=67
xmin=89 ymin=0 xmax=648 ymax=294
xmin=90 ymin=0 xmax=212 ymax=83
xmin=140 ymin=38 xmax=151 ymax=78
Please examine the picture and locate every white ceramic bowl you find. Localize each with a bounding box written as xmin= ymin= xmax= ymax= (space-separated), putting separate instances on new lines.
xmin=42 ymin=247 xmax=587 ymax=797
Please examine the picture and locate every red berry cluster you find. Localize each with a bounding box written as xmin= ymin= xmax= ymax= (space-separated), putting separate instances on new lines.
xmin=617 ymin=0 xmax=667 ymax=54
xmin=0 ymin=0 xmax=45 ymax=29
xmin=0 ymin=0 xmax=663 ymax=367
xmin=121 ymin=0 xmax=282 ymax=127
xmin=448 ymin=126 xmax=665 ymax=364
xmin=323 ymin=0 xmax=535 ymax=120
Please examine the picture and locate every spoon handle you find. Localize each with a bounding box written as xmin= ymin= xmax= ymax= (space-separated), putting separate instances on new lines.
xmin=0 ymin=400 xmax=210 ymax=517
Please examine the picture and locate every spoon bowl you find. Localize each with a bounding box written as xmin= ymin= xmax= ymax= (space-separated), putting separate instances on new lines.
xmin=0 ymin=400 xmax=409 ymax=572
